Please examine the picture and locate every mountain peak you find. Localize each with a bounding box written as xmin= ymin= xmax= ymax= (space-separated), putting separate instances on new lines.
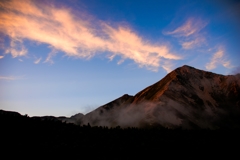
xmin=131 ymin=65 xmax=197 ymax=102
xmin=181 ymin=65 xmax=194 ymax=69
xmin=180 ymin=65 xmax=198 ymax=71
xmin=173 ymin=65 xmax=200 ymax=75
xmin=74 ymin=65 xmax=240 ymax=129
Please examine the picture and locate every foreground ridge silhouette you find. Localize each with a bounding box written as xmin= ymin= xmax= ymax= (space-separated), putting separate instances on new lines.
xmin=1 ymin=109 xmax=240 ymax=158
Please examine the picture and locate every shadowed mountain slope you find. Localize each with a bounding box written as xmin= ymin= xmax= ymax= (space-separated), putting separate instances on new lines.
xmin=73 ymin=65 xmax=240 ymax=129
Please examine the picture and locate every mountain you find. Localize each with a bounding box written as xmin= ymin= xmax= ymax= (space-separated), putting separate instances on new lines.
xmin=75 ymin=65 xmax=240 ymax=129
xmin=0 ymin=109 xmax=22 ymax=117
xmin=58 ymin=113 xmax=84 ymax=124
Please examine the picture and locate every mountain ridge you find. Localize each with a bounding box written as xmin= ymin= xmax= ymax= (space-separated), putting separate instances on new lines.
xmin=76 ymin=65 xmax=240 ymax=129
xmin=2 ymin=65 xmax=239 ymax=129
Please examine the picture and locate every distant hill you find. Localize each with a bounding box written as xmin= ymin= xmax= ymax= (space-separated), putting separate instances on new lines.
xmin=75 ymin=65 xmax=240 ymax=129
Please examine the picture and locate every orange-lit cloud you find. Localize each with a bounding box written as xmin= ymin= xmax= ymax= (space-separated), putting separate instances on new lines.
xmin=0 ymin=0 xmax=181 ymax=71
xmin=103 ymin=25 xmax=181 ymax=71
xmin=165 ymin=18 xmax=207 ymax=37
xmin=0 ymin=56 xmax=4 ymax=59
xmin=205 ymin=47 xmax=232 ymax=70
xmin=164 ymin=18 xmax=207 ymax=50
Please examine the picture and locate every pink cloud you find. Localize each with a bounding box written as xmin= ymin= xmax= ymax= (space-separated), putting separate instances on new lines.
xmin=0 ymin=0 xmax=181 ymax=71
xmin=165 ymin=18 xmax=207 ymax=37
xmin=205 ymin=46 xmax=232 ymax=70
xmin=5 ymin=39 xmax=28 ymax=58
xmin=164 ymin=18 xmax=208 ymax=50
xmin=181 ymin=37 xmax=205 ymax=49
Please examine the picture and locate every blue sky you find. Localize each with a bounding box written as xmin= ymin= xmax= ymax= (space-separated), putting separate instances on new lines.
xmin=0 ymin=0 xmax=239 ymax=116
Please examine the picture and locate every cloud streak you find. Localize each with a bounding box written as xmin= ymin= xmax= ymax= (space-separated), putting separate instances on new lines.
xmin=165 ymin=18 xmax=207 ymax=37
xmin=205 ymin=46 xmax=232 ymax=70
xmin=0 ymin=0 xmax=181 ymax=71
xmin=164 ymin=18 xmax=207 ymax=50
xmin=181 ymin=37 xmax=205 ymax=49
xmin=34 ymin=57 xmax=42 ymax=64
xmin=0 ymin=76 xmax=18 ymax=80
xmin=5 ymin=38 xmax=28 ymax=58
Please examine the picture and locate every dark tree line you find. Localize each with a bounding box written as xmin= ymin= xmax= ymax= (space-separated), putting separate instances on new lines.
xmin=1 ymin=110 xmax=239 ymax=158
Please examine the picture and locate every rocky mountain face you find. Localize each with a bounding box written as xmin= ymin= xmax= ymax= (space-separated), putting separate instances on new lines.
xmin=72 ymin=65 xmax=240 ymax=129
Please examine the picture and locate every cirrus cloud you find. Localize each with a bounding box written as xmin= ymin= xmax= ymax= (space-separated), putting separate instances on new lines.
xmin=164 ymin=17 xmax=208 ymax=37
xmin=0 ymin=0 xmax=181 ymax=72
xmin=34 ymin=57 xmax=42 ymax=64
xmin=205 ymin=46 xmax=232 ymax=70
xmin=164 ymin=18 xmax=208 ymax=50
xmin=0 ymin=75 xmax=24 ymax=80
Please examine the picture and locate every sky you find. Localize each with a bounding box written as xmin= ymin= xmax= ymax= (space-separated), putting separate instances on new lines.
xmin=0 ymin=0 xmax=240 ymax=117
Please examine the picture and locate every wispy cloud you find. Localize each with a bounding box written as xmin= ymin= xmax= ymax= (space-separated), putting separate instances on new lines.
xmin=164 ymin=18 xmax=207 ymax=37
xmin=160 ymin=59 xmax=175 ymax=73
xmin=34 ymin=57 xmax=42 ymax=64
xmin=0 ymin=0 xmax=181 ymax=72
xmin=5 ymin=38 xmax=28 ymax=57
xmin=103 ymin=25 xmax=180 ymax=71
xmin=205 ymin=46 xmax=232 ymax=70
xmin=0 ymin=56 xmax=4 ymax=59
xmin=0 ymin=76 xmax=20 ymax=80
xmin=181 ymin=37 xmax=205 ymax=49
xmin=164 ymin=18 xmax=207 ymax=50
